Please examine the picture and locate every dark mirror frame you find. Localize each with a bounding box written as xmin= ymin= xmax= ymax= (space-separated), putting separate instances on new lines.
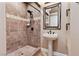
xmin=43 ymin=3 xmax=61 ymax=30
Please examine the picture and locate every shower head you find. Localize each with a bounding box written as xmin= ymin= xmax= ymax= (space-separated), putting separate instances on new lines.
xmin=27 ymin=10 xmax=33 ymax=15
xmin=27 ymin=10 xmax=33 ymax=18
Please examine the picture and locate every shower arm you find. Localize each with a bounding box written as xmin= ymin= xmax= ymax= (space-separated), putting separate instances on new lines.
xmin=27 ymin=10 xmax=33 ymax=18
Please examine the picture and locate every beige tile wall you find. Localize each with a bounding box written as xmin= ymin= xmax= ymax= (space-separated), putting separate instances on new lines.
xmin=6 ymin=17 xmax=28 ymax=53
xmin=6 ymin=2 xmax=41 ymax=54
xmin=6 ymin=17 xmax=41 ymax=54
xmin=6 ymin=2 xmax=27 ymax=19
xmin=26 ymin=19 xmax=41 ymax=47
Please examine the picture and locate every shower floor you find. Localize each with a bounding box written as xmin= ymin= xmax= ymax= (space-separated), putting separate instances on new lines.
xmin=7 ymin=45 xmax=40 ymax=56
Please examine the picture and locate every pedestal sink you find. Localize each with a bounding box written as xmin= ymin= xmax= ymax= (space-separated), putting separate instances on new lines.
xmin=43 ymin=33 xmax=57 ymax=56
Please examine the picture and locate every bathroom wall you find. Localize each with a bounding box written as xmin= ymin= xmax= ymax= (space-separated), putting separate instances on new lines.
xmin=41 ymin=3 xmax=69 ymax=54
xmin=6 ymin=2 xmax=28 ymax=54
xmin=26 ymin=19 xmax=41 ymax=47
xmin=25 ymin=3 xmax=41 ymax=47
xmin=6 ymin=2 xmax=27 ymax=18
xmin=27 ymin=3 xmax=41 ymax=47
xmin=6 ymin=17 xmax=28 ymax=54
xmin=68 ymin=2 xmax=79 ymax=55
xmin=0 ymin=3 xmax=6 ymax=55
xmin=6 ymin=2 xmax=41 ymax=54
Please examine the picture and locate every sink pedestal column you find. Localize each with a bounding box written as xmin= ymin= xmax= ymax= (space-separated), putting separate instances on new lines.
xmin=48 ymin=40 xmax=54 ymax=56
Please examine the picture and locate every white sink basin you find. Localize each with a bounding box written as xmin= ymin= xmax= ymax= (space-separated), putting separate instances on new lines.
xmin=43 ymin=33 xmax=57 ymax=40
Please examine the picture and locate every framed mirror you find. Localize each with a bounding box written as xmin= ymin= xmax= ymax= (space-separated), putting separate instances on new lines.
xmin=43 ymin=3 xmax=61 ymax=30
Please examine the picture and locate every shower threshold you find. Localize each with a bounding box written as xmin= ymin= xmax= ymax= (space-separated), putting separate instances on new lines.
xmin=7 ymin=45 xmax=40 ymax=56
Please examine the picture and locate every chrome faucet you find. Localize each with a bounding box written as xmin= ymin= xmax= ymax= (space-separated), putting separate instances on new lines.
xmin=49 ymin=30 xmax=52 ymax=34
xmin=47 ymin=30 xmax=52 ymax=34
xmin=47 ymin=30 xmax=55 ymax=34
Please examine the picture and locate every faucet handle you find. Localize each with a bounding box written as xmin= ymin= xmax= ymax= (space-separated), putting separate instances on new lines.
xmin=53 ymin=32 xmax=55 ymax=34
xmin=49 ymin=30 xmax=52 ymax=34
xmin=47 ymin=31 xmax=49 ymax=34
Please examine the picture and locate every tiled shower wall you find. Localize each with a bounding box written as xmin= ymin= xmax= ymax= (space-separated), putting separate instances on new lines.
xmin=6 ymin=2 xmax=41 ymax=54
xmin=6 ymin=17 xmax=41 ymax=54
xmin=26 ymin=19 xmax=41 ymax=47
xmin=6 ymin=17 xmax=28 ymax=53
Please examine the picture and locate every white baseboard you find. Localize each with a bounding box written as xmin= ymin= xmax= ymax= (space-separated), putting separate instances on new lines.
xmin=41 ymin=48 xmax=67 ymax=56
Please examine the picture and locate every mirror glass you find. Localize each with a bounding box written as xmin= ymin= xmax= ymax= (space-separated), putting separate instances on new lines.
xmin=43 ymin=3 xmax=61 ymax=30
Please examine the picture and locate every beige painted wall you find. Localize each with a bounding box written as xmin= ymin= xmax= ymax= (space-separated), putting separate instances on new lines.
xmin=0 ymin=3 xmax=6 ymax=55
xmin=41 ymin=3 xmax=69 ymax=54
xmin=68 ymin=2 xmax=79 ymax=56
